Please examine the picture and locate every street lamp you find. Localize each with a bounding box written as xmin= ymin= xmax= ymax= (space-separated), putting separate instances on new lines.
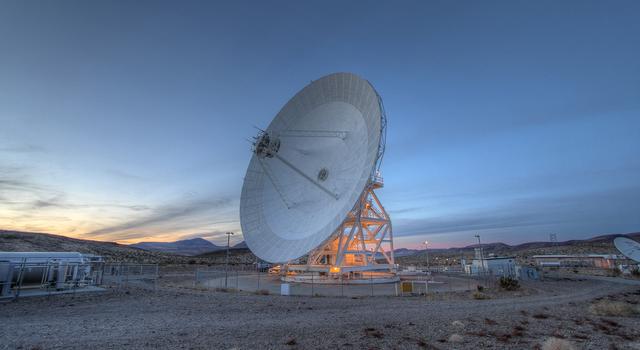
xmin=423 ymin=240 xmax=430 ymax=272
xmin=225 ymin=232 xmax=234 ymax=288
xmin=474 ymin=234 xmax=485 ymax=275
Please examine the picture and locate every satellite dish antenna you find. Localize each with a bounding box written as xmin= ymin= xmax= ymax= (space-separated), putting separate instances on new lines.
xmin=614 ymin=237 xmax=640 ymax=263
xmin=240 ymin=72 xmax=396 ymax=282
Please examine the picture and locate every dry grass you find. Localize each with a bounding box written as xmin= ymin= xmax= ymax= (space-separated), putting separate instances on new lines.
xmin=484 ymin=318 xmax=498 ymax=325
xmin=512 ymin=325 xmax=525 ymax=337
xmin=589 ymin=300 xmax=639 ymax=317
xmin=541 ymin=337 xmax=576 ymax=350
xmin=472 ymin=291 xmax=490 ymax=300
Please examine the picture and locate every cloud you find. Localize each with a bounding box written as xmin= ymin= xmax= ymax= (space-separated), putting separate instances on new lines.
xmin=0 ymin=144 xmax=46 ymax=153
xmin=105 ymin=169 xmax=146 ymax=181
xmin=393 ymin=185 xmax=640 ymax=239
xmin=85 ymin=197 xmax=234 ymax=239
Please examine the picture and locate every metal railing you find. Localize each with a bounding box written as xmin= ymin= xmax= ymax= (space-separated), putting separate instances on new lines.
xmin=193 ymin=268 xmax=481 ymax=297
xmin=0 ymin=257 xmax=102 ymax=300
xmin=1 ymin=259 xmax=160 ymax=300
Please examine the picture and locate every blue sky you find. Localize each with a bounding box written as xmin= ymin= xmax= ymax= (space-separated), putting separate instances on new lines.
xmin=1 ymin=1 xmax=639 ymax=248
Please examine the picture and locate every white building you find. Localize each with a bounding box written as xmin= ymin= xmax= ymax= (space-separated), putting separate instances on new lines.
xmin=464 ymin=249 xmax=517 ymax=277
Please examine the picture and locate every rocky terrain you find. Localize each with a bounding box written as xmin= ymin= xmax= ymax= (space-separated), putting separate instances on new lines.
xmin=1 ymin=274 xmax=639 ymax=349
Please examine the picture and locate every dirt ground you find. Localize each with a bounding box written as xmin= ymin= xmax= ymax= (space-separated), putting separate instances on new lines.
xmin=1 ymin=274 xmax=640 ymax=350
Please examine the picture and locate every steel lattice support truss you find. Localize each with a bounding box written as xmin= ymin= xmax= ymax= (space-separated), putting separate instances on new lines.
xmin=307 ymin=178 xmax=395 ymax=274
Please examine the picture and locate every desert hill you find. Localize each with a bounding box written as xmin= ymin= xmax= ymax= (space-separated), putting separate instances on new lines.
xmin=0 ymin=230 xmax=215 ymax=264
xmin=130 ymin=237 xmax=223 ymax=256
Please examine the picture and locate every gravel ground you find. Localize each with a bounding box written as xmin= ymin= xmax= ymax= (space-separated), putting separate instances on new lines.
xmin=1 ymin=276 xmax=640 ymax=349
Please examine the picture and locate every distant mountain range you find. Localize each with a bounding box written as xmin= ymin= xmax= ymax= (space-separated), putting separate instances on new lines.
xmin=378 ymin=232 xmax=640 ymax=259
xmin=129 ymin=238 xmax=248 ymax=256
xmin=2 ymin=229 xmax=638 ymax=263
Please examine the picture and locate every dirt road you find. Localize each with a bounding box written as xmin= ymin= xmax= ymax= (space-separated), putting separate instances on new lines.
xmin=1 ymin=277 xmax=639 ymax=349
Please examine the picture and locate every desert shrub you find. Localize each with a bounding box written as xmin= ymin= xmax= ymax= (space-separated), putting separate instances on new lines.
xmin=541 ymin=337 xmax=576 ymax=350
xmin=499 ymin=276 xmax=520 ymax=291
xmin=448 ymin=334 xmax=463 ymax=343
xmin=476 ymin=285 xmax=484 ymax=292
xmin=589 ymin=300 xmax=639 ymax=317
xmin=473 ymin=291 xmax=490 ymax=300
xmin=214 ymin=287 xmax=237 ymax=293
xmin=256 ymin=289 xmax=270 ymax=295
xmin=451 ymin=320 xmax=464 ymax=328
xmin=484 ymin=318 xmax=497 ymax=325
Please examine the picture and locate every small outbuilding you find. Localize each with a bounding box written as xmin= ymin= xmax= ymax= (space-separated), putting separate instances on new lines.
xmin=532 ymin=254 xmax=619 ymax=269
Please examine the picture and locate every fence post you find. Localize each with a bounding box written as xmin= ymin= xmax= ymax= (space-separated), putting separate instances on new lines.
xmin=15 ymin=258 xmax=27 ymax=300
xmin=154 ymin=264 xmax=159 ymax=291
xmin=370 ymin=273 xmax=373 ymax=297
xmin=425 ymin=280 xmax=428 ymax=297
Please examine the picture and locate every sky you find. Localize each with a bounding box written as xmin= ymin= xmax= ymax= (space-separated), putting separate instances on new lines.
xmin=1 ymin=1 xmax=639 ymax=248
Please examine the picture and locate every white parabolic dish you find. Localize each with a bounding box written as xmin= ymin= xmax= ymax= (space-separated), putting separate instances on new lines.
xmin=614 ymin=237 xmax=640 ymax=263
xmin=240 ymin=73 xmax=383 ymax=263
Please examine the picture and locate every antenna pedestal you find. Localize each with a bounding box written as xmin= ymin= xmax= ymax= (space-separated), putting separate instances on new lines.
xmin=283 ymin=178 xmax=398 ymax=284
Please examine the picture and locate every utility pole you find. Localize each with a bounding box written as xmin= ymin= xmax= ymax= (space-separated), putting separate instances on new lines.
xmin=423 ymin=240 xmax=430 ymax=272
xmin=474 ymin=234 xmax=485 ymax=275
xmin=550 ymin=233 xmax=558 ymax=254
xmin=225 ymin=232 xmax=234 ymax=288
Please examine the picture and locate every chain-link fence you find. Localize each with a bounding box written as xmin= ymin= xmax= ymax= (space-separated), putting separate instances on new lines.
xmin=194 ymin=267 xmax=481 ymax=297
xmin=1 ymin=259 xmax=160 ymax=300
xmin=99 ymin=263 xmax=160 ymax=289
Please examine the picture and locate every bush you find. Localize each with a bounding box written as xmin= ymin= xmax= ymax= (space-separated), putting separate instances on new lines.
xmin=499 ymin=276 xmax=520 ymax=291
xmin=589 ymin=300 xmax=639 ymax=317
xmin=473 ymin=291 xmax=490 ymax=300
xmin=630 ymin=269 xmax=640 ymax=278
xmin=256 ymin=289 xmax=270 ymax=295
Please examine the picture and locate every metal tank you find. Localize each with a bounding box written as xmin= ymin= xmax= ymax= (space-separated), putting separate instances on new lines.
xmin=0 ymin=252 xmax=94 ymax=297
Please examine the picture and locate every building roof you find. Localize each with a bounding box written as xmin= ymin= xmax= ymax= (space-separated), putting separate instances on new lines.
xmin=532 ymin=254 xmax=619 ymax=259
